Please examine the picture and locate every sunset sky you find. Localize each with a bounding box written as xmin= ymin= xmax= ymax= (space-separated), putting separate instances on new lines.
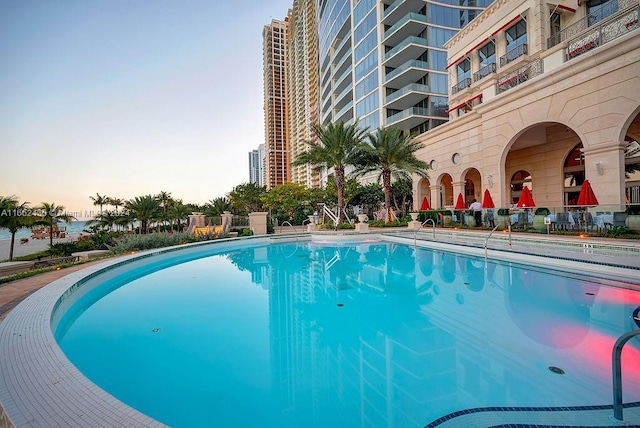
xmin=0 ymin=0 xmax=292 ymax=218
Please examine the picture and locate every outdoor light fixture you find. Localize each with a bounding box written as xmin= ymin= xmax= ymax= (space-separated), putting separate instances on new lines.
xmin=487 ymin=173 xmax=494 ymax=188
xmin=596 ymin=161 xmax=604 ymax=175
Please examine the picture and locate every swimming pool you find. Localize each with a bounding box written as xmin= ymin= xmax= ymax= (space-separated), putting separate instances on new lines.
xmin=42 ymin=235 xmax=640 ymax=427
xmin=0 ymin=235 xmax=640 ymax=427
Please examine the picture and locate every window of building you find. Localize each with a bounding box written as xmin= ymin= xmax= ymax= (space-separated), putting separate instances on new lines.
xmin=504 ymin=20 xmax=528 ymax=64
xmin=354 ymin=31 xmax=377 ymax=63
xmin=587 ymin=0 xmax=617 ymax=25
xmin=550 ymin=12 xmax=561 ymax=43
xmin=563 ymin=144 xmax=584 ymax=205
xmin=510 ymin=170 xmax=532 ymax=204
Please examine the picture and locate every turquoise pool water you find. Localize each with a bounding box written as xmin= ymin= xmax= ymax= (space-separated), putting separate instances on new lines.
xmin=54 ymin=239 xmax=640 ymax=427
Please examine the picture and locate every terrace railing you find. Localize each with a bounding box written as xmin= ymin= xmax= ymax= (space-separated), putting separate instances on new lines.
xmin=451 ymin=77 xmax=471 ymax=94
xmin=548 ymin=0 xmax=639 ymax=48
xmin=496 ymin=57 xmax=544 ymax=94
xmin=565 ymin=5 xmax=639 ymax=61
xmin=473 ymin=62 xmax=496 ymax=82
xmin=499 ymin=43 xmax=528 ymax=67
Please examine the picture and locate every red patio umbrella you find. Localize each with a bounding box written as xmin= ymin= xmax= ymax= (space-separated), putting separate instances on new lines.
xmin=455 ymin=193 xmax=466 ymax=210
xmin=516 ymin=186 xmax=536 ymax=208
xmin=576 ymin=180 xmax=599 ymax=207
xmin=420 ymin=196 xmax=430 ymax=211
xmin=482 ymin=189 xmax=495 ymax=208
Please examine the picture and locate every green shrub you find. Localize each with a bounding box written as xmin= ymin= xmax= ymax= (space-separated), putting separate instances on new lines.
xmin=108 ymin=231 xmax=222 ymax=254
xmin=239 ymin=228 xmax=254 ymax=237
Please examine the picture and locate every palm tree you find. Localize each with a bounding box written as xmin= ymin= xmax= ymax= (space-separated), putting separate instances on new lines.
xmin=89 ymin=193 xmax=109 ymax=215
xmin=355 ymin=126 xmax=429 ymax=222
xmin=0 ymin=195 xmax=34 ymax=261
xmin=126 ymin=195 xmax=161 ymax=234
xmin=38 ymin=202 xmax=76 ymax=247
xmin=292 ymin=121 xmax=369 ymax=224
xmin=204 ymin=197 xmax=232 ymax=217
xmin=168 ymin=202 xmax=192 ymax=232
xmin=108 ymin=197 xmax=124 ymax=213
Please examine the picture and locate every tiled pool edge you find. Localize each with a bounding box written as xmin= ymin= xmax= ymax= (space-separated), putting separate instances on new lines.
xmin=1 ymin=233 xmax=639 ymax=427
xmin=0 ymin=236 xmax=278 ymax=428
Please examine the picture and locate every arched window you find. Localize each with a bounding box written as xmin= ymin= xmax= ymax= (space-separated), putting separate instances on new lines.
xmin=510 ymin=170 xmax=532 ymax=204
xmin=563 ymin=143 xmax=584 ymax=206
xmin=626 ymin=137 xmax=640 ymax=203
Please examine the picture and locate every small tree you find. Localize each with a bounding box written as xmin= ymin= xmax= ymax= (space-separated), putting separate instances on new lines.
xmin=38 ymin=202 xmax=76 ymax=247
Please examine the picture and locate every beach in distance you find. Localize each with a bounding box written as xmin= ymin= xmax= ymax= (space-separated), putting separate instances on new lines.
xmin=0 ymin=221 xmax=88 ymax=261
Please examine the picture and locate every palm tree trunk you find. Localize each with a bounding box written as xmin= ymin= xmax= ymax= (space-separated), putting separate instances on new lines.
xmin=9 ymin=231 xmax=16 ymax=261
xmin=335 ymin=167 xmax=345 ymax=224
xmin=383 ymin=170 xmax=392 ymax=223
xmin=49 ymin=218 xmax=54 ymax=248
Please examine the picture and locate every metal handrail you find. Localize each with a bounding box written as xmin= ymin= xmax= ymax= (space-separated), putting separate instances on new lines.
xmin=413 ymin=219 xmax=436 ymax=246
xmin=278 ymin=221 xmax=298 ymax=241
xmin=612 ymin=329 xmax=640 ymax=421
xmin=483 ymin=221 xmax=512 ymax=260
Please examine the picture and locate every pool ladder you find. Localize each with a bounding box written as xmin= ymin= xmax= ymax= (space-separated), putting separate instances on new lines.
xmin=612 ymin=329 xmax=640 ymax=422
xmin=413 ymin=219 xmax=436 ymax=246
xmin=483 ymin=222 xmax=512 ymax=260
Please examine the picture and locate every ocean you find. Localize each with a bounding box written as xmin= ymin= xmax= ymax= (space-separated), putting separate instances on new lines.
xmin=0 ymin=221 xmax=90 ymax=241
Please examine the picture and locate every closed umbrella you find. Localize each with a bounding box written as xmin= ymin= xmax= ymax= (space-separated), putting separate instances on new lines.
xmin=576 ymin=180 xmax=599 ymax=231
xmin=576 ymin=180 xmax=599 ymax=207
xmin=482 ymin=189 xmax=495 ymax=208
xmin=420 ymin=197 xmax=430 ymax=211
xmin=454 ymin=193 xmax=466 ymax=210
xmin=516 ymin=187 xmax=536 ymax=208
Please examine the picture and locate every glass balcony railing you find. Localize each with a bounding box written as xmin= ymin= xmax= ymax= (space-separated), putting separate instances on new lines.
xmin=384 ymin=60 xmax=429 ymax=82
xmin=383 ymin=0 xmax=404 ymax=19
xmin=383 ymin=13 xmax=427 ymax=40
xmin=385 ymin=83 xmax=430 ymax=104
xmin=335 ymin=101 xmax=353 ymax=120
xmin=385 ymin=107 xmax=430 ymax=125
xmin=384 ymin=36 xmax=428 ymax=61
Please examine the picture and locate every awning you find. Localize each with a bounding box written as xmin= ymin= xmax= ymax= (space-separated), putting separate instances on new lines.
xmin=446 ymin=93 xmax=483 ymax=113
xmin=446 ymin=54 xmax=466 ymax=70
xmin=466 ymin=37 xmax=489 ymax=56
xmin=548 ymin=2 xmax=577 ymax=12
xmin=491 ymin=15 xmax=523 ymax=36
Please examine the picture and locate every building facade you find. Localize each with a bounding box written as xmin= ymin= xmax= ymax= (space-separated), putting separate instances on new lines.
xmin=287 ymin=0 xmax=321 ymax=188
xmin=317 ymin=0 xmax=493 ymax=137
xmin=412 ymin=0 xmax=640 ymax=212
xmin=249 ymin=144 xmax=266 ymax=187
xmin=263 ymin=19 xmax=290 ymax=190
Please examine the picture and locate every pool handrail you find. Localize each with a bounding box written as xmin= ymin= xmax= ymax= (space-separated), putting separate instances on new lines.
xmin=413 ymin=219 xmax=436 ymax=246
xmin=612 ymin=328 xmax=640 ymax=421
xmin=278 ymin=221 xmax=298 ymax=238
xmin=483 ymin=222 xmax=512 ymax=260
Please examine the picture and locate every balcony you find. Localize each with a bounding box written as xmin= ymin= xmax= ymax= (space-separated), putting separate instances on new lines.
xmin=565 ymin=5 xmax=639 ymax=60
xmin=334 ymin=47 xmax=352 ymax=77
xmin=473 ymin=63 xmax=496 ymax=82
xmin=333 ymin=84 xmax=353 ymax=111
xmin=334 ymin=65 xmax=352 ymax=94
xmin=548 ymin=0 xmax=637 ymax=48
xmin=382 ymin=0 xmax=425 ymax=26
xmin=384 ymin=59 xmax=429 ymax=88
xmin=451 ymin=78 xmax=471 ymax=95
xmin=496 ymin=58 xmax=544 ymax=94
xmin=385 ymin=107 xmax=430 ymax=130
xmin=383 ymin=36 xmax=428 ymax=68
xmin=499 ymin=43 xmax=528 ymax=67
xmin=384 ymin=83 xmax=430 ymax=110
xmin=335 ymin=100 xmax=354 ymax=123
xmin=383 ymin=13 xmax=428 ymax=46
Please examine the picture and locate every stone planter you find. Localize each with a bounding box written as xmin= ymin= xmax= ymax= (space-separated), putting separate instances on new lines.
xmin=626 ymin=215 xmax=640 ymax=231
xmin=409 ymin=212 xmax=420 ymax=221
xmin=357 ymin=214 xmax=369 ymax=223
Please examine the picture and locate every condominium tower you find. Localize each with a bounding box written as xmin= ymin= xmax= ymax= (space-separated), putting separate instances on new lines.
xmin=263 ymin=19 xmax=290 ymax=189
xmin=287 ymin=0 xmax=320 ymax=188
xmin=249 ymin=144 xmax=266 ymax=187
xmin=318 ymin=0 xmax=493 ymax=135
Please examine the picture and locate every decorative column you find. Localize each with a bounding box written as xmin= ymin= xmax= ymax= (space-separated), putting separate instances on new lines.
xmin=221 ymin=211 xmax=233 ymax=234
xmin=249 ymin=212 xmax=269 ymax=235
xmin=187 ymin=213 xmax=206 ymax=234
xmin=582 ymin=141 xmax=627 ymax=210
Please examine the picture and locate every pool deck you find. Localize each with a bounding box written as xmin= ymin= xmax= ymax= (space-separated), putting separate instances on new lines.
xmin=1 ymin=230 xmax=640 ymax=427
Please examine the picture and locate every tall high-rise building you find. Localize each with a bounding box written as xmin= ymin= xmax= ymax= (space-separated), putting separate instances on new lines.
xmin=287 ymin=0 xmax=320 ymax=188
xmin=249 ymin=143 xmax=266 ymax=187
xmin=317 ymin=0 xmax=493 ymax=136
xmin=263 ymin=19 xmax=290 ymax=190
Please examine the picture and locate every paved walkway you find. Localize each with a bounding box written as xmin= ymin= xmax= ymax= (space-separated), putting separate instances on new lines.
xmin=0 ymin=258 xmax=116 ymax=322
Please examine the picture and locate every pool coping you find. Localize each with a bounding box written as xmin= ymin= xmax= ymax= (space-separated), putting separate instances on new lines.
xmin=1 ymin=234 xmax=640 ymax=427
